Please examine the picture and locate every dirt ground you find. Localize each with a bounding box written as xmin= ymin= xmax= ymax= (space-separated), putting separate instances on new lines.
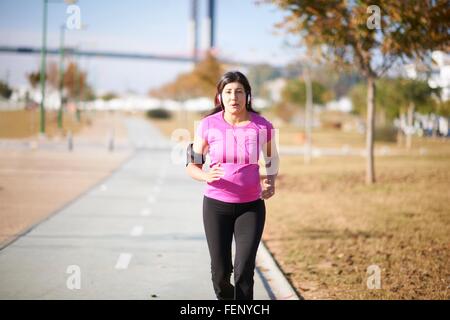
xmin=0 ymin=111 xmax=132 ymax=247
xmin=263 ymin=151 xmax=450 ymax=300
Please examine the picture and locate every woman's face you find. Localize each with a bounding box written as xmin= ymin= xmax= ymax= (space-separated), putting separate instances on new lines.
xmin=221 ymin=82 xmax=247 ymax=116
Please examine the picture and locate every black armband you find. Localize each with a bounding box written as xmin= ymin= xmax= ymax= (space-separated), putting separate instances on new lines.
xmin=186 ymin=142 xmax=205 ymax=167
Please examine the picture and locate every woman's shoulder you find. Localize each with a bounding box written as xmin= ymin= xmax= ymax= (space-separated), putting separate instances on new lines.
xmin=204 ymin=111 xmax=222 ymax=121
xmin=197 ymin=111 xmax=224 ymax=133
xmin=200 ymin=111 xmax=221 ymax=126
xmin=251 ymin=112 xmax=274 ymax=128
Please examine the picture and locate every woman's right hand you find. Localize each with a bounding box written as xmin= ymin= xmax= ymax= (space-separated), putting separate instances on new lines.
xmin=203 ymin=162 xmax=224 ymax=183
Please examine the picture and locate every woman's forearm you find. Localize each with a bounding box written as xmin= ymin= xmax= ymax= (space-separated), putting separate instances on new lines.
xmin=266 ymin=154 xmax=279 ymax=179
xmin=266 ymin=173 xmax=277 ymax=184
xmin=186 ymin=164 xmax=206 ymax=182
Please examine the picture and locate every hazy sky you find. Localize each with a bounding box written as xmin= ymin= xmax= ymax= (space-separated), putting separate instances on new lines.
xmin=0 ymin=0 xmax=300 ymax=95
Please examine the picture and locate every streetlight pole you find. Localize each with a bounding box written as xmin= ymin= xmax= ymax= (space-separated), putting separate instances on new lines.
xmin=39 ymin=0 xmax=48 ymax=135
xmin=58 ymin=24 xmax=66 ymax=129
xmin=75 ymin=57 xmax=81 ymax=122
xmin=39 ymin=0 xmax=79 ymax=134
xmin=189 ymin=0 xmax=198 ymax=63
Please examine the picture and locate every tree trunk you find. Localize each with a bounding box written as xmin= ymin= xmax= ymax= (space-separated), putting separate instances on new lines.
xmin=406 ymin=102 xmax=415 ymax=149
xmin=396 ymin=112 xmax=404 ymax=147
xmin=366 ymin=76 xmax=376 ymax=185
xmin=303 ymin=65 xmax=313 ymax=164
xmin=397 ymin=111 xmax=405 ymax=146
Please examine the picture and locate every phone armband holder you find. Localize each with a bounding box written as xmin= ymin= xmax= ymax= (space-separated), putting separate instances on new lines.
xmin=186 ymin=142 xmax=205 ymax=167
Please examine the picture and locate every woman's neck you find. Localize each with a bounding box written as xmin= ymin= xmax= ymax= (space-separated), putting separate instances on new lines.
xmin=223 ymin=110 xmax=250 ymax=126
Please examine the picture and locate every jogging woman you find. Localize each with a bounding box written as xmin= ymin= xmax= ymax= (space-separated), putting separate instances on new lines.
xmin=186 ymin=71 xmax=279 ymax=300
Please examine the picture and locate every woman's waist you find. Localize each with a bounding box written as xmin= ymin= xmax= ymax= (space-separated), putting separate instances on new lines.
xmin=216 ymin=163 xmax=259 ymax=181
xmin=206 ymin=165 xmax=261 ymax=191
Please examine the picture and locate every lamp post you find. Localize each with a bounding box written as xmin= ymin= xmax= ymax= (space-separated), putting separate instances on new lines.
xmin=39 ymin=0 xmax=78 ymax=135
xmin=58 ymin=24 xmax=66 ymax=129
xmin=189 ymin=0 xmax=199 ymax=64
xmin=73 ymin=37 xmax=89 ymax=123
xmin=39 ymin=0 xmax=48 ymax=135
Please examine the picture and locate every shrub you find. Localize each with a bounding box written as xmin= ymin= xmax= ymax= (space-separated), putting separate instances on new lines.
xmin=146 ymin=108 xmax=172 ymax=119
xmin=374 ymin=125 xmax=397 ymax=142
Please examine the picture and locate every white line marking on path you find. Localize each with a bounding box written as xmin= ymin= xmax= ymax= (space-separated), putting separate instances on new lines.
xmin=140 ymin=208 xmax=151 ymax=216
xmin=115 ymin=253 xmax=132 ymax=270
xmin=147 ymin=196 xmax=155 ymax=203
xmin=130 ymin=225 xmax=144 ymax=237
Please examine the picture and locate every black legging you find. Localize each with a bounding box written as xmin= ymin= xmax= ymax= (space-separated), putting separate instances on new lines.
xmin=203 ymin=196 xmax=266 ymax=300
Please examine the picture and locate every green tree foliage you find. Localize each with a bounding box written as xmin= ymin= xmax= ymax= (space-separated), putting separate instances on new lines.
xmin=348 ymin=82 xmax=367 ymax=116
xmin=100 ymin=92 xmax=119 ymax=101
xmin=435 ymin=100 xmax=450 ymax=117
xmin=27 ymin=71 xmax=42 ymax=89
xmin=0 ymin=81 xmax=12 ymax=99
xmin=146 ymin=108 xmax=172 ymax=119
xmin=350 ymin=78 xmax=440 ymax=120
xmin=282 ymin=79 xmax=333 ymax=107
xmin=399 ymin=79 xmax=440 ymax=115
xmin=247 ymin=64 xmax=282 ymax=96
xmin=285 ymin=60 xmax=364 ymax=98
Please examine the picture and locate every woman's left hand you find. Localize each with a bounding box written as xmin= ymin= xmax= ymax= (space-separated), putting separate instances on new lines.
xmin=261 ymin=178 xmax=275 ymax=200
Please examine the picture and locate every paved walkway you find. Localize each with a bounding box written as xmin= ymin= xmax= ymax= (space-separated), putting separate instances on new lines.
xmin=0 ymin=117 xmax=273 ymax=299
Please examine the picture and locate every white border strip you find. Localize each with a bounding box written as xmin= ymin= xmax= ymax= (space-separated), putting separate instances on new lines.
xmin=256 ymin=241 xmax=300 ymax=300
xmin=115 ymin=253 xmax=133 ymax=270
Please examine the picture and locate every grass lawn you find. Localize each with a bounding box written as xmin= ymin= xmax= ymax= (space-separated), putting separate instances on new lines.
xmin=0 ymin=109 xmax=90 ymax=138
xmin=264 ymin=148 xmax=449 ymax=299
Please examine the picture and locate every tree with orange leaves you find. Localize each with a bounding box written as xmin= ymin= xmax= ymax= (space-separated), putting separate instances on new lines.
xmin=150 ymin=51 xmax=224 ymax=100
xmin=263 ymin=0 xmax=449 ymax=184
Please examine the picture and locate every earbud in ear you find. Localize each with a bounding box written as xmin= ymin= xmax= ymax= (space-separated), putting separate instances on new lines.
xmin=217 ymin=94 xmax=223 ymax=109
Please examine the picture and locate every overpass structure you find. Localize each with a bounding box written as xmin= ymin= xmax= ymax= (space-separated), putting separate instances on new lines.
xmin=0 ymin=0 xmax=223 ymax=65
xmin=0 ymin=45 xmax=255 ymax=67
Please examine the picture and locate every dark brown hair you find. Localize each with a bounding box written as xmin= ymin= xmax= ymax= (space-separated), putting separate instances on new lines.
xmin=208 ymin=71 xmax=259 ymax=116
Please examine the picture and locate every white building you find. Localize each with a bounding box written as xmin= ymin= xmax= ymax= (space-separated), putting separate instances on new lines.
xmin=428 ymin=51 xmax=450 ymax=102
xmin=404 ymin=50 xmax=450 ymax=102
xmin=325 ymin=97 xmax=352 ymax=113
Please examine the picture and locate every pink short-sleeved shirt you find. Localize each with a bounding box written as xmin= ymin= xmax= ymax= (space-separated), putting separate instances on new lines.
xmin=196 ymin=110 xmax=274 ymax=203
